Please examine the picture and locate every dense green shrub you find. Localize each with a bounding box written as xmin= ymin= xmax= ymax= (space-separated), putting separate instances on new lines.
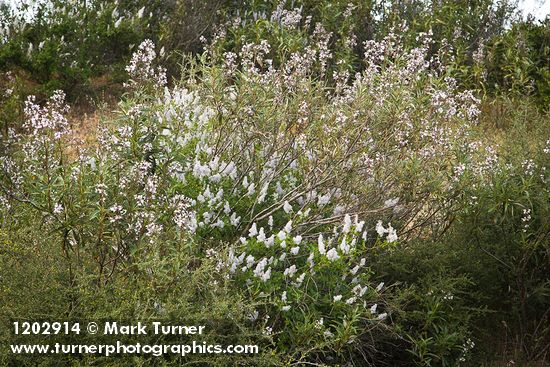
xmin=484 ymin=20 xmax=550 ymax=107
xmin=372 ymin=98 xmax=550 ymax=365
xmin=0 ymin=222 xmax=273 ymax=366
xmin=0 ymin=0 xmax=154 ymax=98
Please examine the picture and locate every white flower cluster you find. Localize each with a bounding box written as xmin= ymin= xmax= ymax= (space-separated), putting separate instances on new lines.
xmin=125 ymin=39 xmax=167 ymax=88
xmin=18 ymin=91 xmax=72 ymax=172
xmin=375 ymin=220 xmax=398 ymax=243
xmin=226 ymin=212 xmax=391 ymax=333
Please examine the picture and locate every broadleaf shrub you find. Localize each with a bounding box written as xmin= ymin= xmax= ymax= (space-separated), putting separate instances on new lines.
xmin=1 ymin=27 xmax=528 ymax=364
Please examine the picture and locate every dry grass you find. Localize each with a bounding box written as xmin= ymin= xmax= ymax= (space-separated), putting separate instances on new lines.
xmin=65 ymin=100 xmax=117 ymax=158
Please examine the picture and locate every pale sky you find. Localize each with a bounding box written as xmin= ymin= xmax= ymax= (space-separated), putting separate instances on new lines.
xmin=520 ymin=0 xmax=550 ymax=20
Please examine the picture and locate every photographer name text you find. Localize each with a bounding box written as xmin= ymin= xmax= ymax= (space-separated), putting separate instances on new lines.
xmin=104 ymin=322 xmax=205 ymax=335
xmin=13 ymin=321 xmax=205 ymax=336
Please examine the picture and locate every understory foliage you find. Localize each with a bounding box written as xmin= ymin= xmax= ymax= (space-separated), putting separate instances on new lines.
xmin=1 ymin=3 xmax=549 ymax=367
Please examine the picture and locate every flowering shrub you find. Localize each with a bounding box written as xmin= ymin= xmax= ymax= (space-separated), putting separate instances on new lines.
xmin=2 ymin=17 xmax=549 ymax=363
xmin=0 ymin=30 xmax=480 ymax=362
xmin=125 ymin=39 xmax=167 ymax=89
